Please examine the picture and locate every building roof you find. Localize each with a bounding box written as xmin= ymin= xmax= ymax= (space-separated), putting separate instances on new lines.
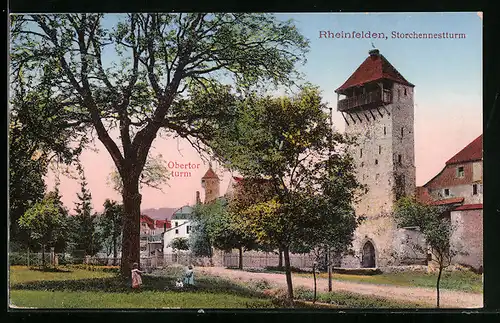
xmin=140 ymin=214 xmax=155 ymax=230
xmin=415 ymin=186 xmax=434 ymax=204
xmin=335 ymin=49 xmax=414 ymax=93
xmin=155 ymin=219 xmax=171 ymax=229
xmin=171 ymin=205 xmax=194 ymax=220
xmin=445 ymin=134 xmax=483 ymax=165
xmin=202 ymin=167 xmax=219 ymax=180
xmin=453 ymin=203 xmax=483 ymax=211
xmin=431 ymin=197 xmax=465 ymax=206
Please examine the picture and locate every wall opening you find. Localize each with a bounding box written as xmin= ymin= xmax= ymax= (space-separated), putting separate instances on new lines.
xmin=401 ymin=127 xmax=404 ymax=138
xmin=457 ymin=166 xmax=465 ymax=178
xmin=473 ymin=184 xmax=478 ymax=195
xmin=360 ymin=149 xmax=363 ymax=158
xmin=444 ymin=188 xmax=450 ymax=196
xmin=379 ymin=146 xmax=382 ymax=154
xmin=398 ymin=154 xmax=402 ymax=165
xmin=375 ymin=159 xmax=378 ymax=165
xmin=361 ymin=241 xmax=376 ymax=268
xmin=383 ymin=126 xmax=386 ymax=135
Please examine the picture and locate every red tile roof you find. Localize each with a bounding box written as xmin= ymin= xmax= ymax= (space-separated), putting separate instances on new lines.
xmin=415 ymin=186 xmax=434 ymax=204
xmin=453 ymin=204 xmax=483 ymax=211
xmin=431 ymin=197 xmax=464 ymax=206
xmin=335 ymin=50 xmax=414 ymax=93
xmin=155 ymin=220 xmax=171 ymax=229
xmin=445 ymin=134 xmax=483 ymax=165
xmin=202 ymin=167 xmax=219 ymax=179
xmin=140 ymin=214 xmax=155 ymax=230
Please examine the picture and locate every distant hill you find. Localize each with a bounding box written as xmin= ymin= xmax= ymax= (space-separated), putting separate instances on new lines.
xmin=141 ymin=207 xmax=178 ymax=221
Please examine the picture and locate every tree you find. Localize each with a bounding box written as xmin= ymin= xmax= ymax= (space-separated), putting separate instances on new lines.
xmin=18 ymin=191 xmax=69 ymax=267
xmin=170 ymin=237 xmax=189 ymax=251
xmin=212 ymin=86 xmax=362 ymax=301
xmin=98 ymin=199 xmax=124 ymax=264
xmin=191 ymin=198 xmax=260 ymax=269
xmin=70 ymin=162 xmax=102 ymax=256
xmin=11 ymin=13 xmax=308 ymax=276
xmin=393 ymin=196 xmax=463 ymax=308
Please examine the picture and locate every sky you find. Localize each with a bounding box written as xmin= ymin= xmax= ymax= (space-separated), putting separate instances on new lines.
xmin=43 ymin=12 xmax=483 ymax=213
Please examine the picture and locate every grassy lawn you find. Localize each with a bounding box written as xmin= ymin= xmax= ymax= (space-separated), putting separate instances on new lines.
xmin=9 ymin=265 xmax=442 ymax=309
xmin=295 ymin=270 xmax=483 ymax=293
xmin=9 ymin=266 xmax=274 ymax=309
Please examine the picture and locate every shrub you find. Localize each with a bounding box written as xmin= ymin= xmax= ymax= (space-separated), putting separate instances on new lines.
xmin=253 ymin=279 xmax=271 ymax=290
xmin=294 ymin=286 xmax=314 ymax=301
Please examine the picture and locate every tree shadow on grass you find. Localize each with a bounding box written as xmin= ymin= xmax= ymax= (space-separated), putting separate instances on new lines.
xmin=10 ymin=273 xmax=265 ymax=298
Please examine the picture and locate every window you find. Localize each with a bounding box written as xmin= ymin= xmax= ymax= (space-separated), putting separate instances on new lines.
xmin=360 ymin=149 xmax=363 ymax=158
xmin=175 ymin=229 xmax=179 ymax=234
xmin=383 ymin=127 xmax=386 ymax=135
xmin=457 ymin=166 xmax=465 ymax=178
xmin=379 ymin=146 xmax=382 ymax=154
xmin=397 ymin=89 xmax=401 ymax=100
xmin=404 ymin=88 xmax=407 ymax=96
xmin=398 ymin=154 xmax=402 ymax=165
xmin=473 ymin=184 xmax=478 ymax=195
xmin=444 ymin=189 xmax=450 ymax=196
xmin=175 ymin=222 xmax=178 ymax=227
xmin=375 ymin=159 xmax=378 ymax=165
xmin=401 ymin=127 xmax=404 ymax=138
xmin=187 ymin=226 xmax=191 ymax=234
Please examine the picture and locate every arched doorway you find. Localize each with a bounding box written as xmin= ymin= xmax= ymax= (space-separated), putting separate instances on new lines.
xmin=361 ymin=241 xmax=376 ymax=268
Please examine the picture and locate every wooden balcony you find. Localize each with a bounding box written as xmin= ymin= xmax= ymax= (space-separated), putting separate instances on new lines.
xmin=337 ymin=89 xmax=392 ymax=112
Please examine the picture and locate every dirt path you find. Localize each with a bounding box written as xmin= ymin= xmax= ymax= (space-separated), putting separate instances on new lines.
xmin=198 ymin=267 xmax=483 ymax=309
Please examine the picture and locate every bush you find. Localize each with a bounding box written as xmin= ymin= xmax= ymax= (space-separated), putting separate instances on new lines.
xmin=253 ymin=279 xmax=271 ymax=290
xmin=294 ymin=286 xmax=314 ymax=301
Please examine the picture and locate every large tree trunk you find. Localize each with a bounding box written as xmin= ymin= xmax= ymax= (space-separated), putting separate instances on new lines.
xmin=283 ymin=245 xmax=294 ymax=303
xmin=120 ymin=178 xmax=142 ymax=277
xmin=327 ymin=250 xmax=332 ymax=292
xmin=238 ymin=246 xmax=243 ymax=270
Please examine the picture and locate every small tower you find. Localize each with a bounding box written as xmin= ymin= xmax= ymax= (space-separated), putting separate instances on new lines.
xmin=335 ymin=48 xmax=416 ymax=268
xmin=201 ymin=164 xmax=220 ymax=204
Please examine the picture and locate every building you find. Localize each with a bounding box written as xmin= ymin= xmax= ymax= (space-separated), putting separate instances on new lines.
xmin=335 ymin=48 xmax=422 ymax=268
xmin=201 ymin=165 xmax=221 ymax=203
xmin=140 ymin=214 xmax=170 ymax=257
xmin=416 ymin=135 xmax=483 ymax=270
xmin=163 ymin=206 xmax=195 ymax=254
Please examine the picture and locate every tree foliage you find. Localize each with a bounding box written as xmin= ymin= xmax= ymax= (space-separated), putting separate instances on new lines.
xmin=211 ymin=86 xmax=363 ymax=300
xmin=170 ymin=237 xmax=190 ymax=251
xmin=393 ymin=196 xmax=463 ymax=308
xmin=69 ymin=162 xmax=102 ymax=256
xmin=10 ymin=13 xmax=309 ymax=276
xmin=18 ymin=191 xmax=69 ymax=261
xmin=98 ymin=199 xmax=124 ymax=260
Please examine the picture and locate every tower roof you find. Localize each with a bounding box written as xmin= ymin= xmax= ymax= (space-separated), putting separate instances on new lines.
xmin=335 ymin=49 xmax=414 ymax=93
xmin=445 ymin=134 xmax=483 ymax=165
xmin=202 ymin=167 xmax=219 ymax=180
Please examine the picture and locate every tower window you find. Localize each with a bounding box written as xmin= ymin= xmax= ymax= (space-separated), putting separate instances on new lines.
xmin=375 ymin=159 xmax=378 ymax=165
xmin=361 ymin=162 xmax=364 ymax=167
xmin=444 ymin=189 xmax=450 ymax=196
xmin=473 ymin=184 xmax=478 ymax=195
xmin=383 ymin=127 xmax=386 ymax=135
xmin=175 ymin=229 xmax=179 ymax=234
xmin=404 ymin=88 xmax=407 ymax=96
xmin=360 ymin=149 xmax=363 ymax=158
xmin=379 ymin=146 xmax=382 ymax=154
xmin=397 ymin=89 xmax=401 ymax=100
xmin=401 ymin=127 xmax=404 ymax=138
xmin=175 ymin=222 xmax=178 ymax=227
xmin=398 ymin=154 xmax=402 ymax=164
xmin=457 ymin=166 xmax=465 ymax=178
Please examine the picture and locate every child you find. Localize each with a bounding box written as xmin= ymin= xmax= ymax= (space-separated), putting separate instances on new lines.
xmin=131 ymin=263 xmax=143 ymax=290
xmin=183 ymin=265 xmax=194 ymax=286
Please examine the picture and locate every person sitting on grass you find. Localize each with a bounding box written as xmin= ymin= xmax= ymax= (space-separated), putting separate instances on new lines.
xmin=131 ymin=263 xmax=144 ymax=290
xmin=183 ymin=265 xmax=195 ymax=286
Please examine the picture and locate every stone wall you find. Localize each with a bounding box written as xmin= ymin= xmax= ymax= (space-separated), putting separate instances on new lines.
xmin=340 ymin=82 xmax=416 ymax=269
xmin=450 ymin=209 xmax=483 ymax=270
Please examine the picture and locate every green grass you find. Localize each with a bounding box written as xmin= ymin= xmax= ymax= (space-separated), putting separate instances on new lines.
xmin=295 ymin=270 xmax=483 ymax=293
xmin=9 ymin=266 xmax=275 ymax=309
xmin=293 ymin=286 xmax=429 ymax=308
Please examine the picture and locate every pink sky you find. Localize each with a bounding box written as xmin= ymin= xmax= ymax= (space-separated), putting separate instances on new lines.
xmin=45 ymin=92 xmax=482 ymax=213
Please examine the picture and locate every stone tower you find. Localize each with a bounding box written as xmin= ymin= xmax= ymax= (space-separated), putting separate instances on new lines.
xmin=201 ymin=165 xmax=220 ymax=204
xmin=335 ymin=49 xmax=416 ymax=268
